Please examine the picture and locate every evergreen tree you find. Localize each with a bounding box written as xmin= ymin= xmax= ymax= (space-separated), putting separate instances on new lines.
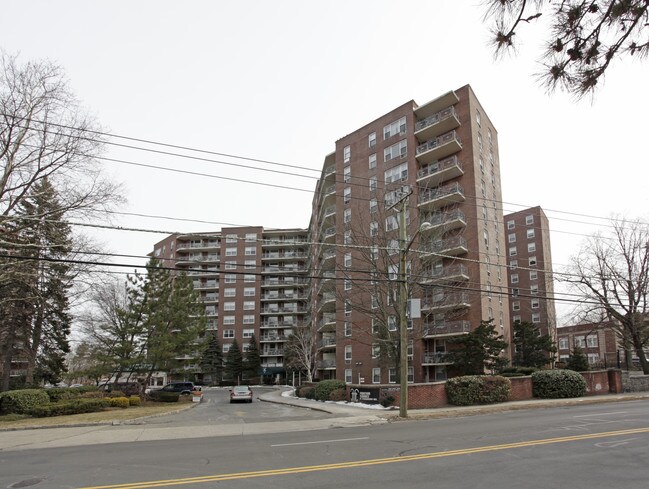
xmin=446 ymin=319 xmax=509 ymax=375
xmin=200 ymin=331 xmax=223 ymax=385
xmin=567 ymin=346 xmax=590 ymax=372
xmin=512 ymin=321 xmax=557 ymax=368
xmin=244 ymin=333 xmax=261 ymax=381
xmin=224 ymin=339 xmax=244 ymax=384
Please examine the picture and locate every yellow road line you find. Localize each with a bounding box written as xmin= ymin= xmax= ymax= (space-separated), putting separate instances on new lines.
xmin=78 ymin=426 xmax=649 ymax=489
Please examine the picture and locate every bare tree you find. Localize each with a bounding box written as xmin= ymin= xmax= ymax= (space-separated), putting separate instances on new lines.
xmin=484 ymin=0 xmax=649 ymax=96
xmin=563 ymin=218 xmax=649 ymax=373
xmin=285 ymin=322 xmax=317 ymax=383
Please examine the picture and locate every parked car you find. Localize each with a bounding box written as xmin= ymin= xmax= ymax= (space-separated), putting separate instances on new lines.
xmin=158 ymin=382 xmax=196 ymax=395
xmin=230 ymin=385 xmax=253 ymax=403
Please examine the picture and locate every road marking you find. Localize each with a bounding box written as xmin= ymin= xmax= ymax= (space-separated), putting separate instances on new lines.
xmin=271 ymin=437 xmax=369 ymax=447
xmin=77 ymin=426 xmax=649 ymax=489
xmin=573 ymin=411 xmax=627 ymax=417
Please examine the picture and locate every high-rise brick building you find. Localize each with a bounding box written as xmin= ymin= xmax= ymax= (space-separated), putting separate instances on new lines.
xmin=504 ymin=206 xmax=557 ymax=344
xmin=309 ymin=85 xmax=511 ymax=384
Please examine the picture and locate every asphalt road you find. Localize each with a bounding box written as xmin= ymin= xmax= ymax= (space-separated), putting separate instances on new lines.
xmin=1 ymin=398 xmax=647 ymax=489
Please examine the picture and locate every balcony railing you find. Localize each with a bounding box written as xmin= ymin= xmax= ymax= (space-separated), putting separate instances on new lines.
xmin=420 ymin=236 xmax=468 ymax=257
xmin=415 ymin=131 xmax=462 ymax=165
xmin=415 ymin=106 xmax=458 ymax=133
xmin=261 ymin=349 xmax=284 ymax=356
xmin=317 ymin=359 xmax=336 ymax=369
xmin=421 ymin=291 xmax=471 ymax=311
xmin=420 ymin=264 xmax=469 ymax=283
xmin=261 ymin=319 xmax=300 ymax=328
xmin=422 ymin=353 xmax=452 ymax=365
xmin=318 ymin=338 xmax=337 ymax=349
xmin=418 ymin=182 xmax=465 ymax=210
xmin=260 ymin=334 xmax=289 ymax=342
xmin=423 ymin=320 xmax=471 ymax=337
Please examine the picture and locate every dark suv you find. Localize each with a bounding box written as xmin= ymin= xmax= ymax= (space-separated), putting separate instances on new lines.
xmin=159 ymin=382 xmax=195 ymax=395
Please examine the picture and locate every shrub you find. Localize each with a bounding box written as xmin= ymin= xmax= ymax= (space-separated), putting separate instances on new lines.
xmin=148 ymin=391 xmax=180 ymax=403
xmin=532 ymin=369 xmax=587 ymax=398
xmin=446 ymin=375 xmax=511 ymax=406
xmin=380 ymin=394 xmax=395 ymax=408
xmin=329 ymin=388 xmax=347 ymax=402
xmin=301 ymin=386 xmax=315 ymax=400
xmin=108 ymin=397 xmax=130 ymax=409
xmin=106 ymin=390 xmax=125 ymax=398
xmin=29 ymin=398 xmax=108 ymax=417
xmin=500 ymin=367 xmax=538 ymax=376
xmin=0 ymin=389 xmax=50 ymax=415
xmin=128 ymin=396 xmax=142 ymax=407
xmin=46 ymin=386 xmax=97 ymax=402
xmin=314 ymin=380 xmax=346 ymax=401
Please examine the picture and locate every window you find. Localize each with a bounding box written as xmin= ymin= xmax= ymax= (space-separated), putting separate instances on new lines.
xmin=559 ymin=337 xmax=569 ymax=350
xmin=369 ymin=153 xmax=377 ymax=169
xmin=510 ymin=259 xmax=518 ymax=269
xmin=476 ymin=110 xmax=481 ymax=126
xmin=344 ymin=321 xmax=352 ymax=337
xmin=223 ymin=329 xmax=234 ymax=339
xmin=388 ymin=315 xmax=397 ymax=331
xmin=244 ymin=274 xmax=256 ymax=282
xmin=344 ymin=252 xmax=352 ymax=268
xmin=525 ymin=215 xmax=534 ymax=225
xmin=224 ymin=288 xmax=236 ymax=297
xmin=531 ymin=299 xmax=540 ymax=309
xmin=371 ymin=319 xmax=379 ymax=334
xmin=245 ymin=260 xmax=255 ymax=269
xmin=512 ymin=315 xmax=521 ymax=323
xmin=384 ymin=117 xmax=406 ymax=139
xmin=527 ymin=228 xmax=535 ymax=239
xmin=344 ymin=230 xmax=352 ymax=245
xmin=530 ymin=284 xmax=539 ymax=295
xmin=372 ymin=343 xmax=380 ymax=358
xmin=370 ymin=221 xmax=378 ymax=237
xmin=223 ymin=316 xmax=235 ymax=325
xmin=225 ymin=261 xmax=236 ymax=270
xmin=388 ymin=368 xmax=397 ymax=383
xmin=369 ymin=132 xmax=376 ymax=148
xmin=243 ymin=287 xmax=255 ymax=296
xmin=345 ymin=369 xmax=353 ymax=384
xmin=408 ymin=366 xmax=414 ymax=383
xmin=343 ymin=145 xmax=351 ymax=163
xmin=371 ymin=245 xmax=379 ymax=260
xmin=369 ymin=198 xmax=378 ymax=213
xmin=223 ymin=302 xmax=236 ymax=311
xmin=384 ymin=140 xmax=407 ymax=163
xmin=385 ymin=215 xmax=398 ymax=231
xmin=507 ymin=220 xmax=515 ymax=230
xmin=224 ymin=274 xmax=236 ymax=283
xmin=344 ymin=187 xmax=351 ymax=204
xmin=384 ymin=162 xmax=408 ymax=184
xmin=512 ymin=301 xmax=520 ymax=311
xmin=587 ymin=353 xmax=600 ymax=365
xmin=369 ymin=175 xmax=377 ymax=192
xmin=530 ymin=270 xmax=538 ymax=280
xmin=344 ymin=208 xmax=351 ymax=224
xmin=371 ymin=295 xmax=378 ymax=309
xmin=243 ymin=329 xmax=254 ymax=338
xmin=345 ymin=300 xmax=352 ymax=317
xmin=527 ymin=243 xmax=536 ymax=253
xmin=226 ymin=234 xmax=238 ymax=243
xmin=508 ymin=233 xmax=516 ymax=243
xmin=345 ymin=345 xmax=352 ymax=362
xmin=243 ymin=315 xmax=255 ymax=324
xmin=243 ymin=301 xmax=255 ymax=310
xmin=245 ymin=246 xmax=256 ymax=256
xmin=245 ymin=233 xmax=257 ymax=242
xmin=512 ymin=288 xmax=519 ymax=297
xmin=343 ymin=165 xmax=351 ymax=183
xmin=222 ymin=343 xmax=231 ymax=353
xmin=225 ymin=248 xmax=237 ymax=256
xmin=407 ymin=340 xmax=413 ymax=359
xmin=532 ymin=313 xmax=541 ymax=323
xmin=587 ymin=335 xmax=598 ymax=347
xmin=511 ymin=273 xmax=519 ymax=284
xmin=509 ymin=246 xmax=517 ymax=257
xmin=372 ymin=368 xmax=381 ymax=384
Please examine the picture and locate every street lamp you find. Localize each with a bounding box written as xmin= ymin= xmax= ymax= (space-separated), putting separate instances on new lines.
xmin=394 ymin=187 xmax=432 ymax=418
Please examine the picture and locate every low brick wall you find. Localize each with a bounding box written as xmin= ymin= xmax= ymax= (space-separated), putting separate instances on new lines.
xmin=345 ymin=369 xmax=622 ymax=409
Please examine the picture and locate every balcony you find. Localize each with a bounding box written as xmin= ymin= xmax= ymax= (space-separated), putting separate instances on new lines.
xmin=415 ymin=131 xmax=462 ymax=165
xmin=262 ymin=251 xmax=307 ymax=260
xmin=260 ymin=305 xmax=307 ymax=314
xmin=261 ymin=349 xmax=285 ymax=357
xmin=422 ymin=353 xmax=453 ymax=365
xmin=316 ymin=359 xmax=336 ymax=369
xmin=318 ymin=337 xmax=337 ymax=350
xmin=415 ymin=106 xmax=460 ymax=142
xmin=261 ymin=277 xmax=308 ymax=287
xmin=421 ymin=291 xmax=471 ymax=313
xmin=420 ymin=236 xmax=468 ymax=261
xmin=414 ymin=90 xmax=460 ymax=120
xmin=423 ymin=320 xmax=471 ymax=338
xmin=318 ymin=292 xmax=336 ymax=312
xmin=262 ymin=291 xmax=306 ymax=301
xmin=261 ymin=319 xmax=300 ymax=328
xmin=418 ymin=183 xmax=465 ymax=211
xmin=322 ymin=227 xmax=336 ymax=242
xmin=262 ymin=265 xmax=306 ymax=274
xmin=417 ymin=155 xmax=463 ymax=187
xmin=321 ymin=184 xmax=336 ymax=203
xmin=323 ymin=164 xmax=336 ymax=181
xmin=321 ymin=205 xmax=336 ymax=219
xmin=420 ymin=210 xmax=467 ymax=234
xmin=420 ymin=264 xmax=469 ymax=284
xmin=260 ymin=334 xmax=289 ymax=342
xmin=318 ymin=314 xmax=336 ymax=332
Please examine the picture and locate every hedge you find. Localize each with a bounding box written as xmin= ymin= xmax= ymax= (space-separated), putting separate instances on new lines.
xmin=45 ymin=386 xmax=98 ymax=402
xmin=314 ymin=380 xmax=346 ymax=401
xmin=446 ymin=375 xmax=512 ymax=406
xmin=532 ymin=369 xmax=587 ymax=398
xmin=0 ymin=389 xmax=50 ymax=415
xmin=29 ymin=398 xmax=109 ymax=417
xmin=128 ymin=395 xmax=142 ymax=407
xmin=329 ymin=388 xmax=347 ymax=402
xmin=148 ymin=391 xmax=180 ymax=402
xmin=107 ymin=397 xmax=130 ymax=409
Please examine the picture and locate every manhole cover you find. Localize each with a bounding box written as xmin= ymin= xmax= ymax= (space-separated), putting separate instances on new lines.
xmin=9 ymin=477 xmax=46 ymax=488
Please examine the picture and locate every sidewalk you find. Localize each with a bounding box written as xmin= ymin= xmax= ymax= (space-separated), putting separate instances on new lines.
xmin=0 ymin=389 xmax=646 ymax=452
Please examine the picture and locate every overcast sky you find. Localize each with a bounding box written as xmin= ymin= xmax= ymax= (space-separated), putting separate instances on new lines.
xmin=2 ymin=0 xmax=648 ymax=324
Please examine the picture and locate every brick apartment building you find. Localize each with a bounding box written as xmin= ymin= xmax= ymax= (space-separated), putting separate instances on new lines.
xmin=308 ymin=85 xmax=511 ymax=384
xmin=556 ymin=322 xmax=621 ymax=368
xmin=504 ymin=206 xmax=557 ymax=342
xmin=151 ymin=227 xmax=309 ymax=384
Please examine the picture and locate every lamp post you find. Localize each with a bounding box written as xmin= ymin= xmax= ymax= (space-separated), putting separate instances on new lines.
xmin=393 ymin=187 xmax=431 ymax=418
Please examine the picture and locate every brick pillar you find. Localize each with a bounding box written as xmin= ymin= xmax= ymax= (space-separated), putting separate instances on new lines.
xmin=607 ymin=369 xmax=623 ymax=394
